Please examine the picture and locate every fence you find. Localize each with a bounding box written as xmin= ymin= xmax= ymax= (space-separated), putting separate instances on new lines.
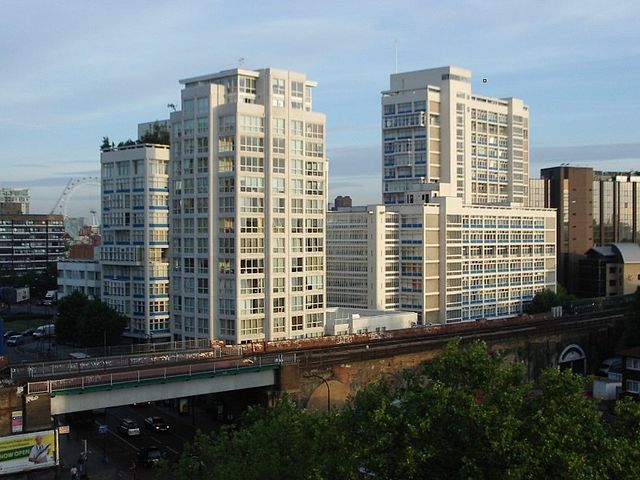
xmin=12 ymin=344 xmax=245 ymax=380
xmin=26 ymin=352 xmax=295 ymax=395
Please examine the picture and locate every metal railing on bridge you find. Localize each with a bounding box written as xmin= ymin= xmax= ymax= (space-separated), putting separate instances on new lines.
xmin=12 ymin=344 xmax=246 ymax=380
xmin=26 ymin=352 xmax=296 ymax=395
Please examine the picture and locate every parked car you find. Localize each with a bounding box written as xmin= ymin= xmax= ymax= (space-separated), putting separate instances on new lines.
xmin=21 ymin=328 xmax=35 ymax=336
xmin=117 ymin=418 xmax=140 ymax=436
xmin=6 ymin=334 xmax=23 ymax=346
xmin=137 ymin=446 xmax=162 ymax=468
xmin=3 ymin=330 xmax=18 ymax=340
xmin=597 ymin=357 xmax=622 ymax=377
xmin=144 ymin=416 xmax=169 ymax=432
xmin=33 ymin=324 xmax=55 ymax=338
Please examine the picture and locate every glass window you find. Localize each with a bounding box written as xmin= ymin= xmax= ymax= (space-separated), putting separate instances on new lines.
xmin=272 ymin=78 xmax=285 ymax=95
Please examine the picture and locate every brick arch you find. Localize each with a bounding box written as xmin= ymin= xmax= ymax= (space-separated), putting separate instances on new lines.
xmin=306 ymin=380 xmax=350 ymax=412
xmin=558 ymin=344 xmax=587 ymax=375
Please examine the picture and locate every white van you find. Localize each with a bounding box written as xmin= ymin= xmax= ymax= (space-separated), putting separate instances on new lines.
xmin=42 ymin=290 xmax=58 ymax=306
xmin=68 ymin=352 xmax=91 ymax=360
xmin=33 ymin=324 xmax=55 ymax=338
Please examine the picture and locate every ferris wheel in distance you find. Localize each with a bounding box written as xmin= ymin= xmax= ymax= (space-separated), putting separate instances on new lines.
xmin=50 ymin=177 xmax=100 ymax=219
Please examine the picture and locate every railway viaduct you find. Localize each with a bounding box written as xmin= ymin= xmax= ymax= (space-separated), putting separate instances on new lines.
xmin=0 ymin=309 xmax=635 ymax=433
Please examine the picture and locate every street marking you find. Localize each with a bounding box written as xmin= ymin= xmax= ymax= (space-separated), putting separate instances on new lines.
xmin=109 ymin=430 xmax=140 ymax=452
xmin=166 ymin=446 xmax=178 ymax=454
xmin=94 ymin=419 xmax=140 ymax=452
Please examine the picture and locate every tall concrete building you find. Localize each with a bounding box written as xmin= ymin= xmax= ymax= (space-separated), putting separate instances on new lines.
xmin=0 ymin=188 xmax=30 ymax=214
xmin=382 ymin=66 xmax=529 ymax=206
xmin=100 ymin=143 xmax=170 ymax=341
xmin=0 ymin=211 xmax=64 ymax=278
xmin=533 ymin=166 xmax=640 ymax=294
xmin=328 ymin=65 xmax=555 ymax=324
xmin=539 ymin=167 xmax=594 ymax=292
xmin=169 ymin=67 xmax=327 ymax=343
xmin=328 ymin=199 xmax=556 ymax=324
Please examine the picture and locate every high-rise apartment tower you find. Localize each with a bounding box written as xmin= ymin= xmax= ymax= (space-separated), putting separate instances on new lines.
xmin=101 ymin=144 xmax=170 ymax=341
xmin=382 ymin=66 xmax=529 ymax=206
xmin=169 ymin=68 xmax=327 ymax=344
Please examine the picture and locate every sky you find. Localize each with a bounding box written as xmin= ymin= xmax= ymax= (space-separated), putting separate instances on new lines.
xmin=1 ymin=0 xmax=639 ymax=217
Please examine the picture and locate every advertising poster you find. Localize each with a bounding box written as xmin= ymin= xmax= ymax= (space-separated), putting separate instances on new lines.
xmin=10 ymin=411 xmax=22 ymax=434
xmin=0 ymin=430 xmax=57 ymax=475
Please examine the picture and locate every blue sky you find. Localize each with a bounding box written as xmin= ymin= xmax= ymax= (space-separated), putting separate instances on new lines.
xmin=1 ymin=0 xmax=639 ymax=216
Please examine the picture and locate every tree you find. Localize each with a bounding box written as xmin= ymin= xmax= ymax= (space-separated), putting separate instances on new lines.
xmin=525 ymin=284 xmax=574 ymax=314
xmin=56 ymin=291 xmax=89 ymax=343
xmin=160 ymin=398 xmax=347 ymax=480
xmin=55 ymin=291 xmax=127 ymax=346
xmin=164 ymin=340 xmax=640 ymax=480
xmin=100 ymin=136 xmax=111 ymax=151
xmin=139 ymin=121 xmax=170 ymax=145
xmin=117 ymin=139 xmax=136 ymax=147
xmin=76 ymin=298 xmax=127 ymax=347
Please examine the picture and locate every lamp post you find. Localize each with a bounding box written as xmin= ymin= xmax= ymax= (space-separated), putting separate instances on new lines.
xmin=305 ymin=373 xmax=331 ymax=413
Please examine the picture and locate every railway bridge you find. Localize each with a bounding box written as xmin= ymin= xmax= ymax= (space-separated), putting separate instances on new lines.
xmin=0 ymin=308 xmax=632 ymax=433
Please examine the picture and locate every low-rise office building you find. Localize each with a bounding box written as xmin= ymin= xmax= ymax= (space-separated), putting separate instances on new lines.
xmin=328 ymin=196 xmax=556 ymax=325
xmin=619 ymin=346 xmax=640 ymax=399
xmin=579 ymin=243 xmax=640 ymax=297
xmin=57 ymin=257 xmax=101 ymax=300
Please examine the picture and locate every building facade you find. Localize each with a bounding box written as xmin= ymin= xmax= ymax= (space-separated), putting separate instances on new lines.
xmin=0 ymin=213 xmax=65 ymax=278
xmin=619 ymin=347 xmax=640 ymax=399
xmin=169 ymin=67 xmax=327 ymax=343
xmin=592 ymin=171 xmax=640 ymax=245
xmin=57 ymin=258 xmax=101 ymax=300
xmin=579 ymin=243 xmax=640 ymax=297
xmin=328 ymin=197 xmax=556 ymax=324
xmin=100 ymin=144 xmax=170 ymax=341
xmin=539 ymin=166 xmax=594 ymax=293
xmin=382 ymin=66 xmax=529 ymax=206
xmin=327 ymin=205 xmax=400 ymax=311
xmin=532 ymin=167 xmax=640 ymax=294
xmin=325 ymin=307 xmax=417 ymax=336
xmin=0 ymin=188 xmax=30 ymax=214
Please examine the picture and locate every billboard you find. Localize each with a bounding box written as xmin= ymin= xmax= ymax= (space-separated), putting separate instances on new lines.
xmin=0 ymin=430 xmax=57 ymax=475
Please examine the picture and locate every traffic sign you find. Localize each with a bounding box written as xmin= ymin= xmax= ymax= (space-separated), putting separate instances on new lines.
xmin=98 ymin=425 xmax=108 ymax=434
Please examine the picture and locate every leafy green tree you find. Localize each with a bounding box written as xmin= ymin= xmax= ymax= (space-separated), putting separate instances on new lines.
xmin=525 ymin=284 xmax=574 ymax=314
xmin=55 ymin=291 xmax=126 ymax=346
xmin=100 ymin=136 xmax=111 ymax=151
xmin=56 ymin=291 xmax=89 ymax=343
xmin=139 ymin=121 xmax=170 ymax=145
xmin=165 ymin=340 xmax=640 ymax=480
xmin=117 ymin=139 xmax=136 ymax=147
xmin=161 ymin=398 xmax=347 ymax=480
xmin=76 ymin=298 xmax=127 ymax=347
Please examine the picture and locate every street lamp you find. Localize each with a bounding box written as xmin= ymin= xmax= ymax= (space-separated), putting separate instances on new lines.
xmin=305 ymin=373 xmax=331 ymax=413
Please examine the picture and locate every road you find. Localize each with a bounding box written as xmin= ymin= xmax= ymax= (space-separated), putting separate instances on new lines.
xmin=61 ymin=399 xmax=220 ymax=478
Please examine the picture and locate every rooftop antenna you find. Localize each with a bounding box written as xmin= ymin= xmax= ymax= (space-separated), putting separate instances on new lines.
xmin=238 ymin=57 xmax=245 ymax=67
xmin=167 ymin=103 xmax=176 ymax=112
xmin=394 ymin=40 xmax=398 ymax=73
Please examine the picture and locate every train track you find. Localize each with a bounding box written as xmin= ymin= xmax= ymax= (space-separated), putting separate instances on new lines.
xmin=293 ymin=311 xmax=627 ymax=369
xmin=16 ymin=309 xmax=628 ymax=383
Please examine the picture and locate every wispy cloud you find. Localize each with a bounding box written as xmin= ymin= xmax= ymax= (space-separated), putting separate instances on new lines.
xmin=531 ymin=143 xmax=640 ymax=174
xmin=2 ymin=0 xmax=639 ymax=210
